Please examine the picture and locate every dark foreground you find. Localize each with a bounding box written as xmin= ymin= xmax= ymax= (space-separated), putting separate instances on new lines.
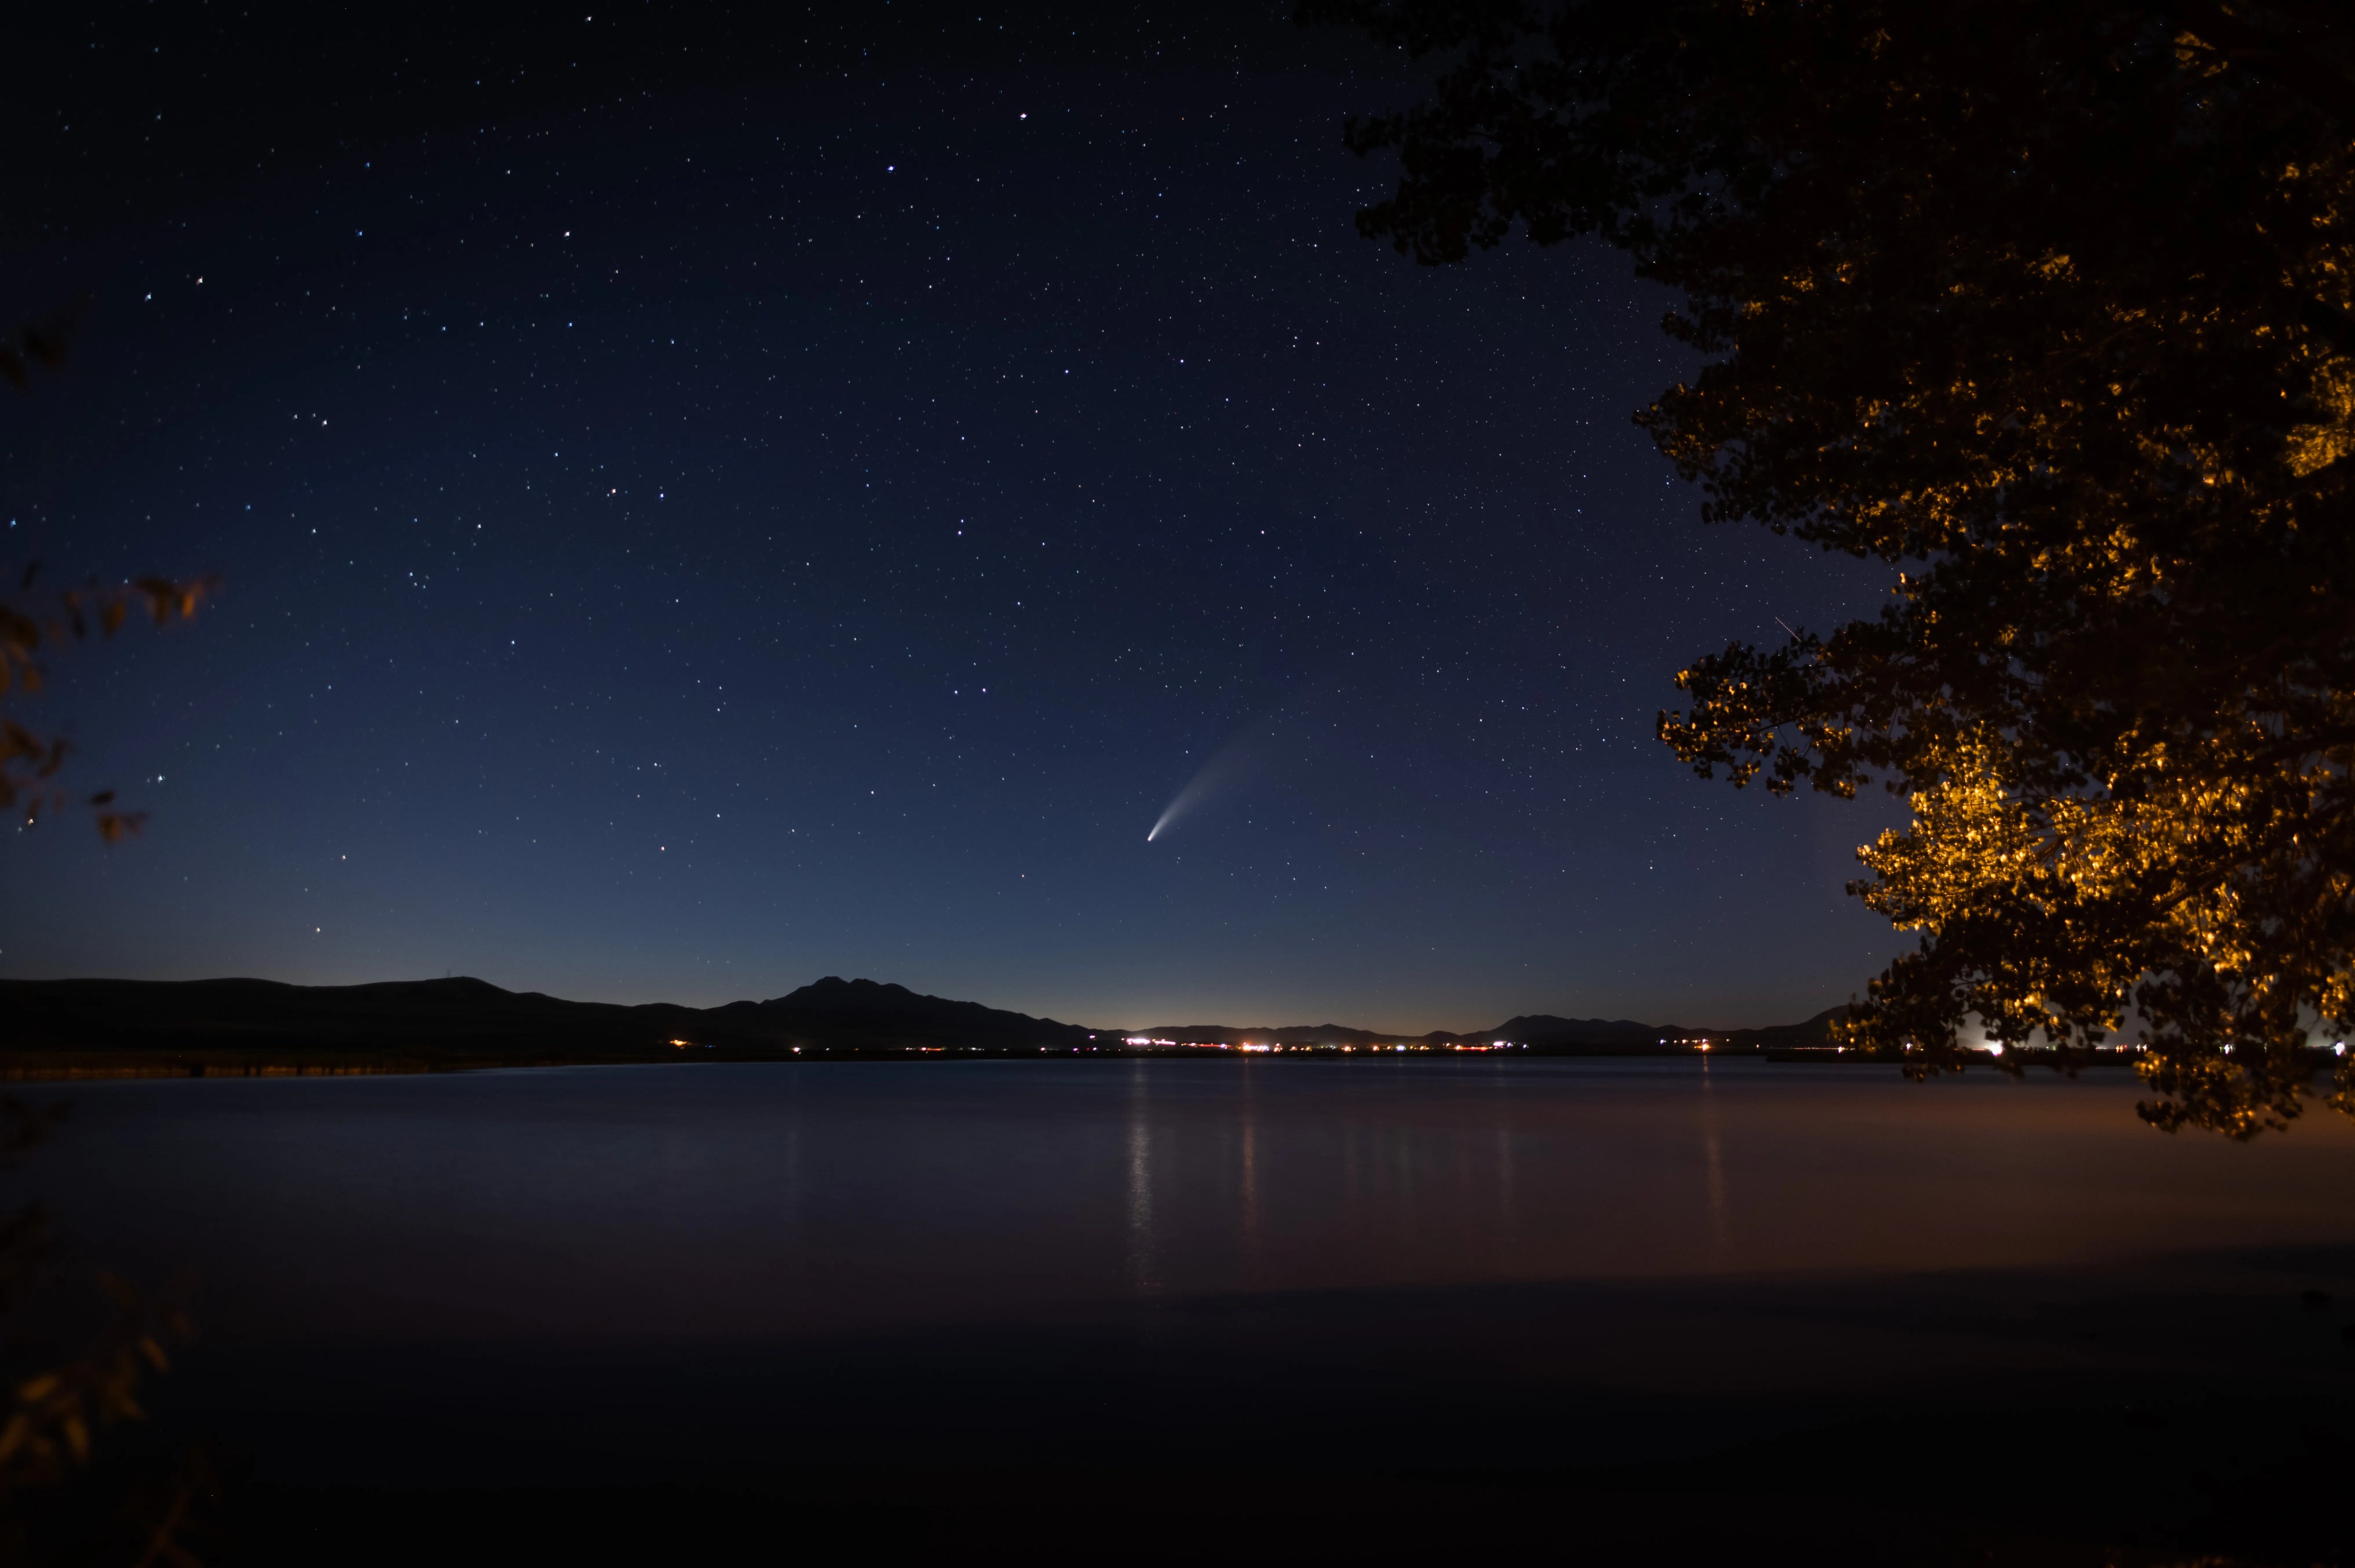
xmin=49 ymin=1253 xmax=2355 ymax=1566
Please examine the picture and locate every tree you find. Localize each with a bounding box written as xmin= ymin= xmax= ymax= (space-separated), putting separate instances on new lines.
xmin=1303 ymin=0 xmax=2355 ymax=1136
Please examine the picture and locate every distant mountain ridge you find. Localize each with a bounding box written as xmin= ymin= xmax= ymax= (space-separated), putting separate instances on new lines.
xmin=1483 ymin=1009 xmax=1845 ymax=1051
xmin=0 ymin=973 xmax=1099 ymax=1065
xmin=1140 ymin=1007 xmax=1843 ymax=1051
xmin=747 ymin=976 xmax=1095 ymax=1049
xmin=0 ymin=975 xmax=1841 ymax=1074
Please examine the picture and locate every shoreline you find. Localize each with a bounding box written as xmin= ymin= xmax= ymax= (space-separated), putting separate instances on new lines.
xmin=0 ymin=1045 xmax=2173 ymax=1083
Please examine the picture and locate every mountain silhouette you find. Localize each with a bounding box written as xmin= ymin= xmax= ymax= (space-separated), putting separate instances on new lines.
xmin=0 ymin=973 xmax=1097 ymax=1067
xmin=0 ymin=976 xmax=1839 ymax=1073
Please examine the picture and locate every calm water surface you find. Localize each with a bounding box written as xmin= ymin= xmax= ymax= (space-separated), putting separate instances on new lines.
xmin=37 ymin=1057 xmax=2355 ymax=1347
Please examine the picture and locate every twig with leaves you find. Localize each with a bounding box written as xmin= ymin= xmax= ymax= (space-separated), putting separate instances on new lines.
xmin=1 ymin=568 xmax=210 ymax=842
xmin=0 ymin=1097 xmax=200 ymax=1562
xmin=3 ymin=298 xmax=213 ymax=842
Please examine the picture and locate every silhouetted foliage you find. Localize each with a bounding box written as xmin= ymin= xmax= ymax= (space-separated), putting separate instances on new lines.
xmin=1 ymin=305 xmax=214 ymax=1561
xmin=2 ymin=566 xmax=210 ymax=844
xmin=1306 ymin=0 xmax=2355 ymax=1136
xmin=1 ymin=307 xmax=211 ymax=841
xmin=0 ymin=1097 xmax=196 ymax=1566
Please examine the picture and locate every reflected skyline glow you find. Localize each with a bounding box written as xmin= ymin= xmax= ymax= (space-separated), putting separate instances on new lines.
xmin=35 ymin=1059 xmax=2355 ymax=1348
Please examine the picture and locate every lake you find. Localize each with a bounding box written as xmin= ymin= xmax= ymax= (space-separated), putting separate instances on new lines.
xmin=26 ymin=1059 xmax=2355 ymax=1560
xmin=42 ymin=1057 xmax=2355 ymax=1341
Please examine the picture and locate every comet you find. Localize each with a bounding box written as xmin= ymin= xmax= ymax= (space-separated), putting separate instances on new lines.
xmin=1146 ymin=779 xmax=1205 ymax=842
xmin=1145 ymin=732 xmax=1260 ymax=842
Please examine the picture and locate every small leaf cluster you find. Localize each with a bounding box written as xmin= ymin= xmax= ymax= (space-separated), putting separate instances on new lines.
xmin=0 ymin=1098 xmax=193 ymax=1543
xmin=1 ymin=568 xmax=210 ymax=842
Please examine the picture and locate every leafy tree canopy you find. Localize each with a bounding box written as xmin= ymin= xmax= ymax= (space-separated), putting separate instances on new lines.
xmin=1305 ymin=0 xmax=2355 ymax=1135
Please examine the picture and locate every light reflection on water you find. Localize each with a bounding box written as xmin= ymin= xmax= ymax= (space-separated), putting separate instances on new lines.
xmin=1123 ymin=1059 xmax=1156 ymax=1298
xmin=30 ymin=1057 xmax=2355 ymax=1345
xmin=1701 ymin=1056 xmax=1731 ymax=1262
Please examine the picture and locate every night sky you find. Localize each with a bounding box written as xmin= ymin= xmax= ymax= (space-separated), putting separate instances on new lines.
xmin=1 ymin=3 xmax=1902 ymax=1032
